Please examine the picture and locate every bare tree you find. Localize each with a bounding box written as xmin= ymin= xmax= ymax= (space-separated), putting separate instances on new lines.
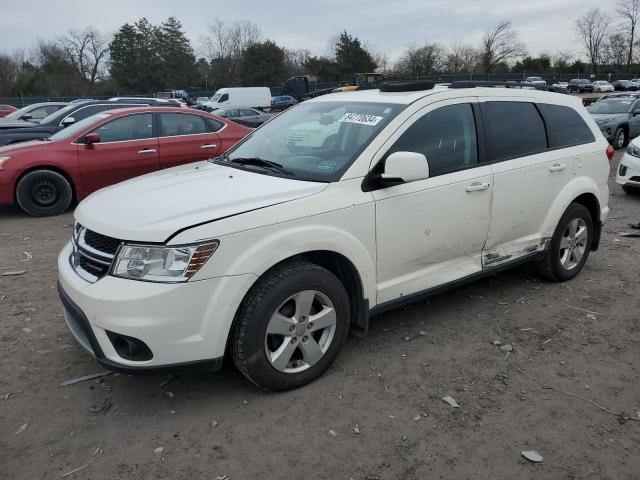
xmin=394 ymin=43 xmax=445 ymax=76
xmin=603 ymin=32 xmax=628 ymax=69
xmin=58 ymin=28 xmax=109 ymax=84
xmin=444 ymin=43 xmax=478 ymax=73
xmin=480 ymin=21 xmax=527 ymax=73
xmin=617 ymin=0 xmax=640 ymax=70
xmin=201 ymin=18 xmax=261 ymax=85
xmin=575 ymin=9 xmax=610 ymax=74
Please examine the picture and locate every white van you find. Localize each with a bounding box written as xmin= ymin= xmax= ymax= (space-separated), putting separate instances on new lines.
xmin=206 ymin=87 xmax=271 ymax=110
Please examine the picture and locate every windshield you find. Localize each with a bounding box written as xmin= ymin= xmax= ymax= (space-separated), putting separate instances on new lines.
xmin=210 ymin=93 xmax=222 ymax=102
xmin=217 ymin=101 xmax=404 ymax=182
xmin=48 ymin=113 xmax=111 ymax=141
xmin=588 ymin=99 xmax=634 ymax=114
xmin=39 ymin=104 xmax=76 ymax=124
xmin=3 ymin=105 xmax=35 ymax=121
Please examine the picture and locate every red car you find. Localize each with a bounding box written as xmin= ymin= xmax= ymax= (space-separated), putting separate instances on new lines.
xmin=0 ymin=104 xmax=17 ymax=118
xmin=0 ymin=107 xmax=251 ymax=216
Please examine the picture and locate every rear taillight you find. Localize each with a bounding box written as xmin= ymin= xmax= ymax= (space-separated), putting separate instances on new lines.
xmin=606 ymin=145 xmax=614 ymax=163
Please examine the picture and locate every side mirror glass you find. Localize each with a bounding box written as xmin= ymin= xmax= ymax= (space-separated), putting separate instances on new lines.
xmin=381 ymin=151 xmax=430 ymax=184
xmin=83 ymin=132 xmax=100 ymax=144
xmin=61 ymin=116 xmax=76 ymax=127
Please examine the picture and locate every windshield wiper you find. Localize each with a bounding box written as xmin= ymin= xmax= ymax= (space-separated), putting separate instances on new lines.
xmin=230 ymin=157 xmax=294 ymax=176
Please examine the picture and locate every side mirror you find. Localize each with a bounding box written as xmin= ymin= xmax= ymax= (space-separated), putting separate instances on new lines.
xmin=61 ymin=116 xmax=76 ymax=127
xmin=83 ymin=132 xmax=100 ymax=144
xmin=380 ymin=151 xmax=430 ymax=184
xmin=21 ymin=113 xmax=32 ymax=121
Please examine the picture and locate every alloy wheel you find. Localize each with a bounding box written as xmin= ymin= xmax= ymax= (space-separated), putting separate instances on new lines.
xmin=264 ymin=290 xmax=337 ymax=373
xmin=559 ymin=218 xmax=588 ymax=270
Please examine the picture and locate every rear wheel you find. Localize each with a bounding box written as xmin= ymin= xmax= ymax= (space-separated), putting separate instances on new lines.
xmin=16 ymin=170 xmax=73 ymax=216
xmin=537 ymin=203 xmax=593 ymax=282
xmin=231 ymin=260 xmax=350 ymax=391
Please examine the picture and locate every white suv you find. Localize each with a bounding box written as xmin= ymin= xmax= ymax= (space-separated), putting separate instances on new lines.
xmin=58 ymin=82 xmax=611 ymax=390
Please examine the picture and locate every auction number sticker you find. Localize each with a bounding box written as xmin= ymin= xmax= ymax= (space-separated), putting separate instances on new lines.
xmin=338 ymin=113 xmax=383 ymax=126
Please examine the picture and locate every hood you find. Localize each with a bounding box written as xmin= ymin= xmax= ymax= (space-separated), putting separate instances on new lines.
xmin=0 ymin=139 xmax=52 ymax=155
xmin=0 ymin=120 xmax=36 ymax=129
xmin=75 ymin=161 xmax=328 ymax=243
xmin=589 ymin=113 xmax=626 ymax=123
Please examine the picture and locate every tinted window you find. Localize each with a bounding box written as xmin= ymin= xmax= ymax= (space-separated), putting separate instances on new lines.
xmin=205 ymin=117 xmax=225 ymax=132
xmin=219 ymin=93 xmax=229 ymax=102
xmin=240 ymin=109 xmax=256 ymax=116
xmin=159 ymin=113 xmax=206 ymax=136
xmin=482 ymin=102 xmax=547 ymax=161
xmin=92 ymin=114 xmax=153 ymax=142
xmin=538 ymin=103 xmax=595 ymax=148
xmin=387 ymin=103 xmax=478 ymax=177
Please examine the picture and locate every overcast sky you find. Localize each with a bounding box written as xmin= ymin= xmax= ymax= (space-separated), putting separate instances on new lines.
xmin=1 ymin=0 xmax=608 ymax=62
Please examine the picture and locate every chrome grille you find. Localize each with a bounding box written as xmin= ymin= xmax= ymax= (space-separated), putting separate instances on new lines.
xmin=70 ymin=224 xmax=122 ymax=283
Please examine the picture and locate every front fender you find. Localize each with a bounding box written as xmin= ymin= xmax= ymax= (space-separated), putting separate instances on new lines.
xmin=188 ymin=204 xmax=378 ymax=304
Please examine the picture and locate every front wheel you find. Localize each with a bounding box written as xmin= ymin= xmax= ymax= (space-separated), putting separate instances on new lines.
xmin=231 ymin=260 xmax=350 ymax=390
xmin=613 ymin=127 xmax=627 ymax=149
xmin=537 ymin=203 xmax=593 ymax=282
xmin=15 ymin=170 xmax=73 ymax=216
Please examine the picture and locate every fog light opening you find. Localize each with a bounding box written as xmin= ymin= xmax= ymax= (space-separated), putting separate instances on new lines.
xmin=106 ymin=331 xmax=153 ymax=361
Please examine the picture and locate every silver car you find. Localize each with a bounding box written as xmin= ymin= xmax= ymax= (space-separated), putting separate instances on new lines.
xmin=0 ymin=102 xmax=68 ymax=129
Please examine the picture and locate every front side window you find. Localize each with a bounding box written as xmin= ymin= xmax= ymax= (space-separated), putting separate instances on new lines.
xmin=240 ymin=109 xmax=256 ymax=116
xmin=159 ymin=113 xmax=207 ymax=137
xmin=385 ymin=103 xmax=478 ymax=177
xmin=482 ymin=102 xmax=547 ymax=161
xmin=538 ymin=104 xmax=595 ymax=148
xmin=91 ymin=114 xmax=153 ymax=143
xmin=219 ymin=101 xmax=404 ymax=182
xmin=49 ymin=113 xmax=111 ymax=141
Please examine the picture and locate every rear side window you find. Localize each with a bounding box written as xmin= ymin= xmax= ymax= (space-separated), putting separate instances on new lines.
xmin=387 ymin=103 xmax=478 ymax=177
xmin=205 ymin=117 xmax=224 ymax=132
xmin=159 ymin=113 xmax=207 ymax=136
xmin=537 ymin=103 xmax=594 ymax=148
xmin=482 ymin=102 xmax=547 ymax=161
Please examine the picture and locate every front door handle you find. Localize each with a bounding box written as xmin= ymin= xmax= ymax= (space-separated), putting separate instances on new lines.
xmin=549 ymin=162 xmax=567 ymax=172
xmin=137 ymin=148 xmax=156 ymax=154
xmin=201 ymin=144 xmax=218 ymax=149
xmin=466 ymin=181 xmax=490 ymax=192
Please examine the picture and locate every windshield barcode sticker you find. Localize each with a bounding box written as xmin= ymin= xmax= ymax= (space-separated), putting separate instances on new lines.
xmin=338 ymin=113 xmax=383 ymax=126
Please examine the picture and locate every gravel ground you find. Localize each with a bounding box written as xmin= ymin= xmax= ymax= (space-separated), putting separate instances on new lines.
xmin=1 ymin=151 xmax=639 ymax=480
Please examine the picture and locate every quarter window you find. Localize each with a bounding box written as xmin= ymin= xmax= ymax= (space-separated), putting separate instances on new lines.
xmin=537 ymin=103 xmax=595 ymax=148
xmin=159 ymin=113 xmax=207 ymax=137
xmin=92 ymin=114 xmax=153 ymax=142
xmin=387 ymin=103 xmax=478 ymax=177
xmin=482 ymin=102 xmax=547 ymax=161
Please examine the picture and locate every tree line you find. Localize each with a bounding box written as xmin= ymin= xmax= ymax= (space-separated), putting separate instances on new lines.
xmin=2 ymin=2 xmax=640 ymax=98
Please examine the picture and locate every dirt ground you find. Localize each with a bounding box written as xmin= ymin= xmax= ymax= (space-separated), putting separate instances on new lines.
xmin=1 ymin=151 xmax=639 ymax=480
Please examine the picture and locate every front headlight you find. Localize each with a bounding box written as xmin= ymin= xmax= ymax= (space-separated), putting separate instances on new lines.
xmin=595 ymin=118 xmax=615 ymax=126
xmin=112 ymin=241 xmax=219 ymax=282
xmin=626 ymin=143 xmax=640 ymax=158
xmin=0 ymin=156 xmax=11 ymax=170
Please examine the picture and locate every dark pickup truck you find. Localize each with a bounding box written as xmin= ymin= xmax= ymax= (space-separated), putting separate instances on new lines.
xmin=567 ymin=79 xmax=594 ymax=93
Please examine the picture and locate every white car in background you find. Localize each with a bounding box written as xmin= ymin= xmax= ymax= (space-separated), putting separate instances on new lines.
xmin=525 ymin=76 xmax=547 ymax=86
xmin=58 ymin=83 xmax=611 ymax=390
xmin=592 ymin=81 xmax=614 ymax=93
xmin=617 ymin=137 xmax=640 ymax=194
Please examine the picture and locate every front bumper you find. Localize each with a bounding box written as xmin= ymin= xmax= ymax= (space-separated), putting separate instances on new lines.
xmin=57 ymin=241 xmax=257 ymax=371
xmin=616 ymin=152 xmax=640 ymax=187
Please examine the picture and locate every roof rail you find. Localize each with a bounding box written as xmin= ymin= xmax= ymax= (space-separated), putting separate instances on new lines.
xmin=449 ymin=81 xmax=507 ymax=89
xmin=379 ymin=80 xmax=435 ymax=92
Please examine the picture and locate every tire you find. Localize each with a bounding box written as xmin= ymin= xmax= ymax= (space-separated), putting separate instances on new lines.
xmin=15 ymin=170 xmax=73 ymax=216
xmin=231 ymin=260 xmax=351 ymax=391
xmin=613 ymin=127 xmax=628 ymax=150
xmin=622 ymin=184 xmax=640 ymax=195
xmin=537 ymin=203 xmax=593 ymax=282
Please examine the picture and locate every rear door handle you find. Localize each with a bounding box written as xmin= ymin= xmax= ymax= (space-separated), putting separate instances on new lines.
xmin=549 ymin=162 xmax=566 ymax=172
xmin=466 ymin=181 xmax=490 ymax=192
xmin=137 ymin=148 xmax=156 ymax=154
xmin=201 ymin=144 xmax=217 ymax=149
